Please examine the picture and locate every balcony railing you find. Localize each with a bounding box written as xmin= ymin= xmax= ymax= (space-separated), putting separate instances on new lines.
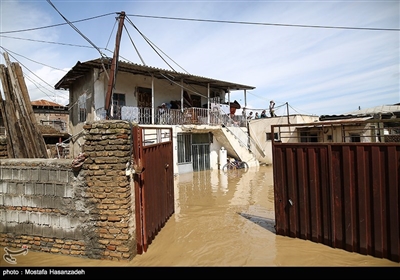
xmin=96 ymin=106 xmax=247 ymax=127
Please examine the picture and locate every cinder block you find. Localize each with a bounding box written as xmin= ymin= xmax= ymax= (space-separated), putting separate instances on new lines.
xmin=0 ymin=209 xmax=5 ymax=223
xmin=35 ymin=183 xmax=44 ymax=195
xmin=8 ymin=182 xmax=17 ymax=194
xmin=49 ymin=170 xmax=58 ymax=182
xmin=11 ymin=168 xmax=20 ymax=180
xmin=12 ymin=195 xmax=22 ymax=207
xmin=55 ymin=184 xmax=65 ymax=197
xmin=31 ymin=196 xmax=42 ymax=208
xmin=30 ymin=169 xmax=39 ymax=181
xmin=39 ymin=212 xmax=49 ymax=226
xmin=42 ymin=225 xmax=53 ymax=237
xmin=29 ymin=212 xmax=39 ymax=224
xmin=59 ymin=215 xmax=71 ymax=229
xmin=32 ymin=224 xmax=43 ymax=236
xmin=21 ymin=196 xmax=31 ymax=207
xmin=41 ymin=196 xmax=54 ymax=209
xmin=64 ymin=228 xmax=75 ymax=239
xmin=0 ymin=193 xmax=3 ymax=205
xmin=14 ymin=223 xmax=23 ymax=233
xmin=6 ymin=209 xmax=18 ymax=222
xmin=59 ymin=170 xmax=70 ymax=183
xmin=1 ymin=168 xmax=12 ymax=180
xmin=8 ymin=222 xmax=18 ymax=233
xmin=45 ymin=183 xmax=55 ymax=196
xmin=0 ymin=221 xmax=6 ymax=233
xmin=4 ymin=194 xmax=13 ymax=206
xmin=18 ymin=211 xmax=28 ymax=223
xmin=20 ymin=169 xmax=30 ymax=181
xmin=25 ymin=182 xmax=35 ymax=195
xmin=50 ymin=214 xmax=60 ymax=227
xmin=0 ymin=181 xmax=6 ymax=193
xmin=16 ymin=183 xmax=24 ymax=194
xmin=23 ymin=223 xmax=33 ymax=235
xmin=53 ymin=227 xmax=65 ymax=239
xmin=40 ymin=169 xmax=49 ymax=182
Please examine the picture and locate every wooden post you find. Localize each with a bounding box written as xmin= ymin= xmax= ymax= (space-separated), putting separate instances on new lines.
xmin=105 ymin=11 xmax=125 ymax=117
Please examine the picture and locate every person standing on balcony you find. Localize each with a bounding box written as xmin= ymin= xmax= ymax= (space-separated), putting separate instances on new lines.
xmin=158 ymin=103 xmax=167 ymax=124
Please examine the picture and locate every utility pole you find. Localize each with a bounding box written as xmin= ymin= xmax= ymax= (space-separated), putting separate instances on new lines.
xmin=286 ymin=102 xmax=290 ymax=124
xmin=105 ymin=11 xmax=125 ymax=118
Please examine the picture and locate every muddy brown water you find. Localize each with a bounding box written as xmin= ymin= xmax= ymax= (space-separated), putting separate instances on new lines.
xmin=1 ymin=166 xmax=399 ymax=268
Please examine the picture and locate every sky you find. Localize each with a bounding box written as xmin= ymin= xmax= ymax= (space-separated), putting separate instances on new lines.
xmin=0 ymin=0 xmax=399 ymax=116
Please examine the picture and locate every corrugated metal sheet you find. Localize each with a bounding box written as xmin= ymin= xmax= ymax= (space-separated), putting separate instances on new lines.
xmin=272 ymin=143 xmax=400 ymax=262
xmin=54 ymin=58 xmax=255 ymax=91
xmin=133 ymin=126 xmax=174 ymax=254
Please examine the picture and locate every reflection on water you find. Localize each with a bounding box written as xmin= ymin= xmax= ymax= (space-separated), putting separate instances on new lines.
xmin=1 ymin=166 xmax=398 ymax=267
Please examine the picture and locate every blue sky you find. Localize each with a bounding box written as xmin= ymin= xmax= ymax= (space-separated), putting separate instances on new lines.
xmin=0 ymin=0 xmax=399 ymax=116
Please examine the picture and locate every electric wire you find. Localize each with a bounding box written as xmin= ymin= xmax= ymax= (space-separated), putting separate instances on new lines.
xmin=46 ymin=0 xmax=106 ymax=58
xmin=128 ymin=14 xmax=400 ymax=32
xmin=122 ymin=22 xmax=146 ymax=66
xmin=0 ymin=47 xmax=66 ymax=103
xmin=1 ymin=47 xmax=67 ymax=72
xmin=0 ymin=13 xmax=116 ymax=35
xmin=0 ymin=35 xmax=93 ymax=49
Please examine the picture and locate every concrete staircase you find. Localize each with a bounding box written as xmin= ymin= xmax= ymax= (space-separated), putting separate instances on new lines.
xmin=213 ymin=125 xmax=259 ymax=168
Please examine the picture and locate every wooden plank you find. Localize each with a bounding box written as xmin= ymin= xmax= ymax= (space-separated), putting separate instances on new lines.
xmin=0 ymin=64 xmax=27 ymax=158
xmin=2 ymin=52 xmax=48 ymax=158
xmin=13 ymin=62 xmax=48 ymax=158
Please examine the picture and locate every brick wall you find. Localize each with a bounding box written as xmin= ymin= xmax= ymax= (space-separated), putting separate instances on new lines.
xmin=82 ymin=121 xmax=135 ymax=261
xmin=0 ymin=120 xmax=136 ymax=261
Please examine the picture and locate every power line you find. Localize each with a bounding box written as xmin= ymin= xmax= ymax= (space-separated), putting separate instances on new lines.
xmin=46 ymin=0 xmax=106 ymax=58
xmin=0 ymin=35 xmax=94 ymax=49
xmin=1 ymin=47 xmax=66 ymax=72
xmin=0 ymin=13 xmax=115 ymax=35
xmin=128 ymin=14 xmax=400 ymax=32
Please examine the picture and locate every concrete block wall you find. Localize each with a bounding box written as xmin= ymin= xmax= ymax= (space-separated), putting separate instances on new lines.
xmin=0 ymin=159 xmax=90 ymax=256
xmin=0 ymin=120 xmax=136 ymax=262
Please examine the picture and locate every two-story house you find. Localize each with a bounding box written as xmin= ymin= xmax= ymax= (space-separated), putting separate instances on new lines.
xmin=54 ymin=57 xmax=259 ymax=174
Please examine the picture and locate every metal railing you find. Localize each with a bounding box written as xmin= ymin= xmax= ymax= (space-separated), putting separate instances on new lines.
xmin=96 ymin=106 xmax=231 ymax=126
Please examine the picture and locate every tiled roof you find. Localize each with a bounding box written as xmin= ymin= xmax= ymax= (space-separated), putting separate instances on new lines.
xmin=31 ymin=99 xmax=65 ymax=107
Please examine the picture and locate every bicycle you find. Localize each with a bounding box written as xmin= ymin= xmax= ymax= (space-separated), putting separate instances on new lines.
xmin=222 ymin=158 xmax=249 ymax=173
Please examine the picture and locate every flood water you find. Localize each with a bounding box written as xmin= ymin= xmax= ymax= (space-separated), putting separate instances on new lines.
xmin=1 ymin=165 xmax=399 ymax=268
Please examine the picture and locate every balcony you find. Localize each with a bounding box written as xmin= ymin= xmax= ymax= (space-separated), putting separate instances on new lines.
xmin=96 ymin=106 xmax=248 ymax=127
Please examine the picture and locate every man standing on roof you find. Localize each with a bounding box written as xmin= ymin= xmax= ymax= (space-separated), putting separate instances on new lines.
xmin=269 ymin=100 xmax=277 ymax=117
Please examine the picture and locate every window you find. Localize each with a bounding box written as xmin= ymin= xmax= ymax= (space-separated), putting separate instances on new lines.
xmin=266 ymin=132 xmax=279 ymax=141
xmin=349 ymin=134 xmax=361 ymax=142
xmin=78 ymin=93 xmax=87 ymax=122
xmin=300 ymin=131 xmax=319 ymax=142
xmin=112 ymin=93 xmax=126 ymax=119
xmin=177 ymin=133 xmax=192 ymax=164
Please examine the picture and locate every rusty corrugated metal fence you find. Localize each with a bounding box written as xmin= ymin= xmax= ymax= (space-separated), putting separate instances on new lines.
xmin=273 ymin=141 xmax=399 ymax=262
